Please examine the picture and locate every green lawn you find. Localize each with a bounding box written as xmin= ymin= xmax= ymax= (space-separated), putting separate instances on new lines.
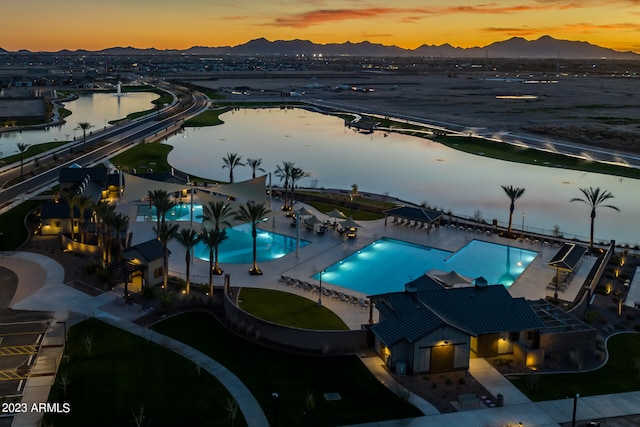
xmin=510 ymin=333 xmax=640 ymax=401
xmin=1 ymin=141 xmax=69 ymax=163
xmin=109 ymin=142 xmax=173 ymax=172
xmin=184 ymin=108 xmax=227 ymax=127
xmin=0 ymin=200 xmax=40 ymax=250
xmin=153 ymin=312 xmax=421 ymax=426
xmin=44 ymin=318 xmax=246 ymax=427
xmin=238 ymin=288 xmax=349 ymax=330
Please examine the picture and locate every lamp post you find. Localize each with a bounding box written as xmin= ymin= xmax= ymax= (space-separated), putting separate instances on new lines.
xmin=271 ymin=392 xmax=279 ymax=426
xmin=571 ymin=393 xmax=580 ymax=426
xmin=318 ymin=270 xmax=324 ymax=306
xmin=521 ymin=212 xmax=525 ymax=240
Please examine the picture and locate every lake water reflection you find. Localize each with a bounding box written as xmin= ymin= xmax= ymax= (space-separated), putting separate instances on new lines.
xmin=167 ymin=108 xmax=640 ymax=246
xmin=0 ymin=92 xmax=159 ymax=155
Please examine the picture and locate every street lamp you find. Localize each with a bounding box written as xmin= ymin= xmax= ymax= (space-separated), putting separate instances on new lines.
xmin=271 ymin=392 xmax=279 ymax=426
xmin=572 ymin=393 xmax=580 ymax=426
xmin=318 ymin=270 xmax=324 ymax=306
xmin=521 ymin=212 xmax=525 ymax=240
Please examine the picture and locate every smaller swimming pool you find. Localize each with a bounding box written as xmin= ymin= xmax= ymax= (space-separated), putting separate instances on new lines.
xmin=312 ymin=238 xmax=537 ymax=295
xmin=137 ymin=204 xmax=309 ymax=264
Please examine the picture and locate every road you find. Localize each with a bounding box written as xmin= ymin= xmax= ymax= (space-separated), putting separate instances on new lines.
xmin=0 ymin=85 xmax=208 ymax=211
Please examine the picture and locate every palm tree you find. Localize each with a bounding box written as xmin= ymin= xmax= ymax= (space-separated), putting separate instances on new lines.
xmin=148 ymin=189 xmax=175 ymax=236
xmin=199 ymin=227 xmax=228 ymax=296
xmin=74 ymin=195 xmax=92 ymax=244
xmin=234 ymin=202 xmax=271 ymax=275
xmin=501 ymin=185 xmax=526 ymax=236
xmin=75 ymin=121 xmax=94 ymax=153
xmin=222 ymin=152 xmax=244 ymax=183
xmin=246 ymin=158 xmax=265 ymax=179
xmin=570 ymin=187 xmax=620 ymax=251
xmin=289 ymin=166 xmax=309 ymax=207
xmin=17 ymin=142 xmax=30 ymax=181
xmin=110 ymin=212 xmax=129 ymax=263
xmin=175 ymin=228 xmax=201 ymax=294
xmin=93 ymin=201 xmax=115 ymax=266
xmin=274 ymin=161 xmax=294 ymax=211
xmin=198 ymin=200 xmax=234 ymax=274
xmin=63 ymin=190 xmax=79 ymax=241
xmin=154 ymin=222 xmax=179 ymax=290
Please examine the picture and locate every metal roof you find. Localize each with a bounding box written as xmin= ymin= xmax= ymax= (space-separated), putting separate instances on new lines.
xmin=124 ymin=239 xmax=164 ymax=263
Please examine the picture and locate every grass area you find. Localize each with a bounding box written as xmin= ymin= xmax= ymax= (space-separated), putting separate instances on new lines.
xmin=44 ymin=318 xmax=246 ymax=427
xmin=0 ymin=200 xmax=40 ymax=250
xmin=184 ymin=108 xmax=228 ymax=127
xmin=153 ymin=312 xmax=421 ymax=426
xmin=304 ymin=201 xmax=385 ymax=220
xmin=238 ymin=288 xmax=349 ymax=330
xmin=1 ymin=141 xmax=69 ymax=163
xmin=510 ymin=333 xmax=640 ymax=401
xmin=110 ymin=142 xmax=173 ymax=173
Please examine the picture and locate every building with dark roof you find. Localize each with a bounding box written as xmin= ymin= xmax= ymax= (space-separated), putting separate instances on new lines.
xmin=369 ymin=274 xmax=595 ymax=374
xmin=122 ymin=239 xmax=165 ymax=289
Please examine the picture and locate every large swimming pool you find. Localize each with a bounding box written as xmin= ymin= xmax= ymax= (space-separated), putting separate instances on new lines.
xmin=137 ymin=204 xmax=309 ymax=263
xmin=312 ymin=238 xmax=537 ymax=295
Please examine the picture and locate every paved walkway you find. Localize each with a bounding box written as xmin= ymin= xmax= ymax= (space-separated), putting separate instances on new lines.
xmin=2 ymin=201 xmax=640 ymax=426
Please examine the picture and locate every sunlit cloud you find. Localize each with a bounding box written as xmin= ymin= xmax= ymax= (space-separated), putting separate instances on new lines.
xmin=482 ymin=22 xmax=640 ymax=36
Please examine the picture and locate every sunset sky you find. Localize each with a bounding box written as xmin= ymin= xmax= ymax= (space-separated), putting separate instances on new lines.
xmin=2 ymin=0 xmax=639 ymax=53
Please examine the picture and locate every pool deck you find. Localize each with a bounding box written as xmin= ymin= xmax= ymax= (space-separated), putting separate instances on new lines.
xmin=123 ymin=198 xmax=594 ymax=330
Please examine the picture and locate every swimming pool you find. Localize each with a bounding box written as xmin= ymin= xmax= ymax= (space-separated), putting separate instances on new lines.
xmin=312 ymin=238 xmax=537 ymax=295
xmin=137 ymin=204 xmax=309 ymax=263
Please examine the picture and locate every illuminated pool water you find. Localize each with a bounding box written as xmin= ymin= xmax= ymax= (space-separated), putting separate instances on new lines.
xmin=312 ymin=238 xmax=537 ymax=295
xmin=137 ymin=204 xmax=309 ymax=263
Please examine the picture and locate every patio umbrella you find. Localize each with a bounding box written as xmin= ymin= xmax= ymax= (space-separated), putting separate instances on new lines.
xmin=326 ymin=208 xmax=347 ymax=222
xmin=432 ymin=270 xmax=472 ymax=287
xmin=305 ymin=215 xmax=322 ymax=226
xmin=340 ymin=217 xmax=362 ymax=229
xmin=297 ymin=206 xmax=315 ymax=217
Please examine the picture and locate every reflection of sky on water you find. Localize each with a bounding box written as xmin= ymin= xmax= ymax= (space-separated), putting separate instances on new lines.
xmin=0 ymin=92 xmax=158 ymax=155
xmin=166 ymin=108 xmax=640 ymax=246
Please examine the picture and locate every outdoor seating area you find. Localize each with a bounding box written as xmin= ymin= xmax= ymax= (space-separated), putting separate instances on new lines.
xmin=278 ymin=275 xmax=370 ymax=309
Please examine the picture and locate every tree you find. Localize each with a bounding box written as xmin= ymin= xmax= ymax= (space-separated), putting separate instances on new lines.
xmin=222 ymin=152 xmax=244 ymax=183
xmin=234 ymin=202 xmax=271 ymax=275
xmin=246 ymin=158 xmax=265 ymax=179
xmin=274 ymin=161 xmax=294 ymax=211
xmin=570 ymin=187 xmax=620 ymax=251
xmin=154 ymin=222 xmax=179 ymax=290
xmin=198 ymin=200 xmax=234 ymax=274
xmin=17 ymin=142 xmax=30 ymax=181
xmin=110 ymin=212 xmax=129 ymax=264
xmin=74 ymin=195 xmax=92 ymax=244
xmin=501 ymin=185 xmax=526 ymax=236
xmin=93 ymin=201 xmax=116 ymax=267
xmin=289 ymin=166 xmax=309 ymax=207
xmin=148 ymin=189 xmax=175 ymax=236
xmin=199 ymin=227 xmax=228 ymax=296
xmin=63 ymin=190 xmax=79 ymax=241
xmin=175 ymin=228 xmax=201 ymax=294
xmin=76 ymin=121 xmax=94 ymax=153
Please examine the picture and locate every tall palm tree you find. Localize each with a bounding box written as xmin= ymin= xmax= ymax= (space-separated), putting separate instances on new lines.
xmin=289 ymin=166 xmax=309 ymax=207
xmin=570 ymin=187 xmax=620 ymax=251
xmin=274 ymin=161 xmax=294 ymax=211
xmin=246 ymin=158 xmax=265 ymax=179
xmin=234 ymin=202 xmax=271 ymax=275
xmin=76 ymin=121 xmax=94 ymax=153
xmin=110 ymin=212 xmax=129 ymax=263
xmin=199 ymin=227 xmax=228 ymax=296
xmin=63 ymin=190 xmax=79 ymax=241
xmin=501 ymin=185 xmax=526 ymax=236
xmin=148 ymin=189 xmax=175 ymax=236
xmin=17 ymin=142 xmax=30 ymax=181
xmin=74 ymin=195 xmax=92 ymax=244
xmin=222 ymin=152 xmax=244 ymax=183
xmin=198 ymin=200 xmax=233 ymax=274
xmin=93 ymin=201 xmax=115 ymax=266
xmin=154 ymin=222 xmax=179 ymax=290
xmin=175 ymin=228 xmax=201 ymax=294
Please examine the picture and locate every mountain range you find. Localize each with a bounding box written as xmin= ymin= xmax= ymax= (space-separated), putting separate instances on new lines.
xmin=1 ymin=36 xmax=638 ymax=59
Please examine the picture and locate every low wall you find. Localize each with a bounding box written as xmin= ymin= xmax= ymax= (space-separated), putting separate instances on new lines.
xmin=60 ymin=234 xmax=102 ymax=258
xmin=223 ymin=286 xmax=368 ymax=355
